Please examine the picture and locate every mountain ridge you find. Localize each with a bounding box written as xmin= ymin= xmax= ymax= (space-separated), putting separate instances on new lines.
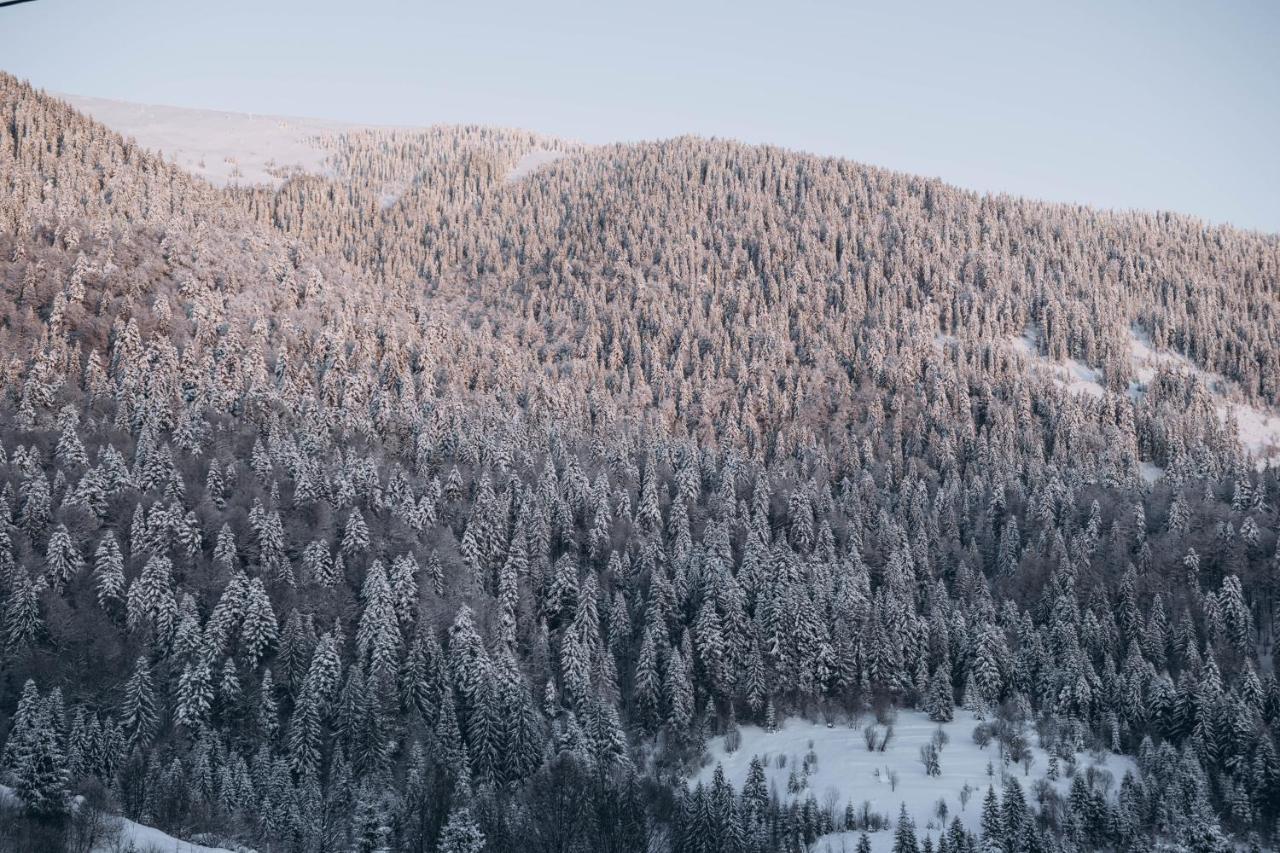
xmin=57 ymin=87 xmax=1280 ymax=239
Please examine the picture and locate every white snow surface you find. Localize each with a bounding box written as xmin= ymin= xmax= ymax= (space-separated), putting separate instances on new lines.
xmin=1001 ymin=326 xmax=1280 ymax=471
xmin=505 ymin=147 xmax=567 ymax=182
xmin=1230 ymin=405 xmax=1280 ymax=467
xmin=1138 ymin=462 xmax=1166 ymax=485
xmin=64 ymin=94 xmax=573 ymax=198
xmin=695 ymin=708 xmax=1134 ymax=853
xmin=101 ymin=819 xmax=236 ymax=853
xmin=61 ymin=94 xmax=360 ymax=188
xmin=0 ymin=783 xmax=235 ymax=852
xmin=1007 ymin=330 xmax=1106 ymax=398
xmin=1126 ymin=327 xmax=1197 ymax=391
xmin=1127 ymin=327 xmax=1280 ymax=469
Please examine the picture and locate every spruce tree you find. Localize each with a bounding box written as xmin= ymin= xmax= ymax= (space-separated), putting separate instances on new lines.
xmin=5 ymin=683 xmax=69 ymax=819
xmin=121 ymin=656 xmax=159 ymax=748
xmin=894 ymin=803 xmax=920 ymax=853
xmin=925 ymin=665 xmax=955 ymax=722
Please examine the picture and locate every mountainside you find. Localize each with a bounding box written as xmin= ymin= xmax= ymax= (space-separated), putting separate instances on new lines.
xmin=59 ymin=94 xmax=361 ymax=189
xmin=1 ymin=74 xmax=1279 ymax=853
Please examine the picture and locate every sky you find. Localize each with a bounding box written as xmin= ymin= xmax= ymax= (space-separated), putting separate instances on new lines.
xmin=2 ymin=0 xmax=1278 ymax=233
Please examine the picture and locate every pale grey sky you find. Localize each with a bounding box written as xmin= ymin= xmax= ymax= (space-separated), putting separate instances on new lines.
xmin=2 ymin=0 xmax=1278 ymax=232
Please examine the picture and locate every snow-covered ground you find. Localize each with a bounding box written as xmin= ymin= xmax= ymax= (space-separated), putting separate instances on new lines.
xmin=1138 ymin=461 xmax=1165 ymax=485
xmin=64 ymin=94 xmax=572 ymax=196
xmin=61 ymin=94 xmax=361 ymax=188
xmin=1002 ymin=326 xmax=1280 ymax=471
xmin=695 ymin=708 xmax=1134 ymax=853
xmin=98 ymin=819 xmax=234 ymax=853
xmin=1127 ymin=327 xmax=1280 ymax=469
xmin=1008 ymin=330 xmax=1106 ymax=398
xmin=1228 ymin=405 xmax=1280 ymax=468
xmin=505 ymin=147 xmax=566 ymax=182
xmin=1126 ymin=327 xmax=1198 ymax=391
xmin=0 ymin=783 xmax=234 ymax=852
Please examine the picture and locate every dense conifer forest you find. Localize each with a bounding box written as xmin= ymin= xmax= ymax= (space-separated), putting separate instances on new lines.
xmin=1 ymin=73 xmax=1279 ymax=852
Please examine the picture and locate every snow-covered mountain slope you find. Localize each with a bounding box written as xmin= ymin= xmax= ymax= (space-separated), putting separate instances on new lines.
xmin=59 ymin=94 xmax=360 ymax=188
xmin=62 ymin=95 xmax=572 ymax=189
xmin=1004 ymin=326 xmax=1280 ymax=472
xmin=1 ymin=784 xmax=236 ymax=853
xmin=1127 ymin=327 xmax=1280 ymax=468
xmin=104 ymin=819 xmax=237 ymax=853
xmin=1008 ymin=329 xmax=1107 ymax=399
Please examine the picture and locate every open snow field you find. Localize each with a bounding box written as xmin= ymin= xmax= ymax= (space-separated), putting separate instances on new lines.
xmin=63 ymin=95 xmax=571 ymax=189
xmin=695 ymin=708 xmax=1135 ymax=853
xmin=61 ymin=94 xmax=359 ymax=188
xmin=505 ymin=147 xmax=567 ymax=182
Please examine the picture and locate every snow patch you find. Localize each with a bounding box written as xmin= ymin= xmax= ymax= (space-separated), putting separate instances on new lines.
xmin=1007 ymin=325 xmax=1280 ymax=469
xmin=1226 ymin=404 xmax=1280 ymax=468
xmin=376 ymin=178 xmax=413 ymax=209
xmin=0 ymin=784 xmax=236 ymax=853
xmin=1007 ymin=330 xmax=1106 ymax=398
xmin=103 ymin=818 xmax=237 ymax=853
xmin=1127 ymin=327 xmax=1280 ymax=468
xmin=696 ymin=709 xmax=1133 ymax=853
xmin=932 ymin=333 xmax=958 ymax=350
xmin=505 ymin=148 xmax=566 ymax=182
xmin=1139 ymin=462 xmax=1165 ymax=485
xmin=1126 ymin=327 xmax=1198 ymax=392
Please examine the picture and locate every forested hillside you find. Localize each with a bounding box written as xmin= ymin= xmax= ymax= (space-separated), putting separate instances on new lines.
xmin=1 ymin=73 xmax=1280 ymax=852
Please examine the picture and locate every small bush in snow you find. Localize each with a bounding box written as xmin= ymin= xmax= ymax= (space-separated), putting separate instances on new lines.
xmin=844 ymin=800 xmax=890 ymax=832
xmin=786 ymin=766 xmax=807 ymax=794
xmin=1019 ymin=745 xmax=1036 ymax=776
xmin=919 ymin=742 xmax=941 ymax=776
xmin=1086 ymin=766 xmax=1114 ymax=796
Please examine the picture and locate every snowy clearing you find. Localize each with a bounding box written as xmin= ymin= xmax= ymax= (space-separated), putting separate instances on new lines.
xmin=695 ymin=708 xmax=1134 ymax=853
xmin=1229 ymin=404 xmax=1280 ymax=467
xmin=1126 ymin=327 xmax=1202 ymax=391
xmin=1128 ymin=327 xmax=1280 ymax=469
xmin=100 ymin=818 xmax=236 ymax=853
xmin=1002 ymin=326 xmax=1280 ymax=471
xmin=1007 ymin=331 xmax=1106 ymax=398
xmin=61 ymin=94 xmax=359 ymax=188
xmin=505 ymin=147 xmax=567 ymax=182
xmin=0 ymin=784 xmax=235 ymax=853
xmin=64 ymin=95 xmax=574 ymax=197
xmin=1139 ymin=461 xmax=1165 ymax=485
